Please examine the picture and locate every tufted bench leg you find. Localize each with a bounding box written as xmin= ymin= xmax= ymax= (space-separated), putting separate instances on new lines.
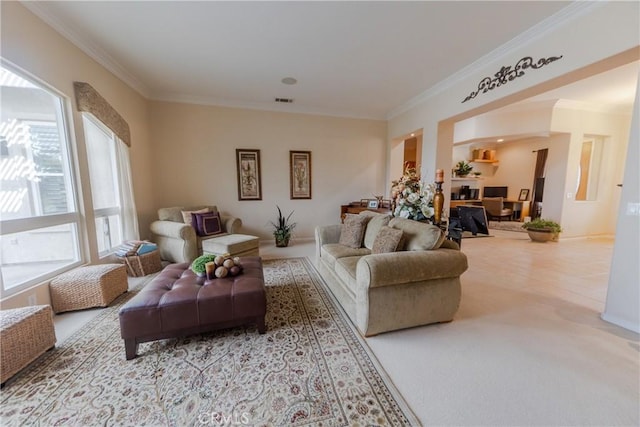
xmin=124 ymin=339 xmax=138 ymax=360
xmin=256 ymin=317 xmax=266 ymax=334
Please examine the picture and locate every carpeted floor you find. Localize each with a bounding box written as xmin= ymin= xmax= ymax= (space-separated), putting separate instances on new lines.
xmin=0 ymin=258 xmax=418 ymax=426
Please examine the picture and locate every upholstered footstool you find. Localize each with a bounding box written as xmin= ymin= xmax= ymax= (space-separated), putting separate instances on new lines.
xmin=49 ymin=264 xmax=128 ymax=313
xmin=1 ymin=305 xmax=56 ymax=384
xmin=119 ymin=256 xmax=266 ymax=360
xmin=202 ymin=234 xmax=259 ymax=257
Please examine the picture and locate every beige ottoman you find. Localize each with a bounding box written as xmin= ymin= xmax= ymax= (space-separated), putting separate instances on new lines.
xmin=202 ymin=234 xmax=260 ymax=258
xmin=1 ymin=305 xmax=56 ymax=384
xmin=49 ymin=264 xmax=128 ymax=313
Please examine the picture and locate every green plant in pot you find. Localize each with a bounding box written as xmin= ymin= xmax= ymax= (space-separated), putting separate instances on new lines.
xmin=271 ymin=205 xmax=296 ymax=247
xmin=454 ymin=160 xmax=473 ymax=177
xmin=522 ymin=218 xmax=562 ymax=242
xmin=191 ymin=254 xmax=216 ymax=276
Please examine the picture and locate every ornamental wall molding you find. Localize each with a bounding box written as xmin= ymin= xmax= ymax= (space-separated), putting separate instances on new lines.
xmin=462 ymin=55 xmax=563 ymax=103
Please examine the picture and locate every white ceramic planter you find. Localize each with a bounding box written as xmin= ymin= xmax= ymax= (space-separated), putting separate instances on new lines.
xmin=526 ymin=229 xmax=558 ymax=242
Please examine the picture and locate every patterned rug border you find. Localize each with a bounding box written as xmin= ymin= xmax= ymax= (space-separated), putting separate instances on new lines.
xmin=296 ymin=257 xmax=420 ymax=426
xmin=1 ymin=257 xmax=421 ymax=426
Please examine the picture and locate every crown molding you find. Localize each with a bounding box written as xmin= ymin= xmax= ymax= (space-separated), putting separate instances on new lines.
xmin=386 ymin=0 xmax=604 ymax=120
xmin=151 ymin=92 xmax=385 ymax=121
xmin=20 ymin=1 xmax=152 ymax=98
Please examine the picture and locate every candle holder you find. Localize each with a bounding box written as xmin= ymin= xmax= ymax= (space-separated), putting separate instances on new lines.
xmin=433 ymin=180 xmax=444 ymax=225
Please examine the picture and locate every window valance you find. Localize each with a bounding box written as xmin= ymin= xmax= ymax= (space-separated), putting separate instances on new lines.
xmin=73 ymin=82 xmax=131 ymax=146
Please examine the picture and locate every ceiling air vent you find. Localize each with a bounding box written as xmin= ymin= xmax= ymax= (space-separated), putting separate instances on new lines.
xmin=275 ymin=97 xmax=294 ymax=103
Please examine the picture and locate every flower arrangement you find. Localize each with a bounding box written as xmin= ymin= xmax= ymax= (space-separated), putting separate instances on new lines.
xmin=390 ymin=167 xmax=435 ymax=221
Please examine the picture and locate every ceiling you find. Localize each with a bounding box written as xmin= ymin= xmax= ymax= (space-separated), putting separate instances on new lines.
xmin=22 ymin=0 xmax=603 ymax=120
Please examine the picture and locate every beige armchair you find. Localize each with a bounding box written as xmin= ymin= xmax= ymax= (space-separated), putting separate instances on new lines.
xmin=150 ymin=205 xmax=242 ymax=263
xmin=482 ymin=197 xmax=513 ymax=221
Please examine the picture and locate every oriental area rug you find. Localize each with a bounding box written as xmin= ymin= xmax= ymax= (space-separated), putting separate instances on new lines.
xmin=0 ymin=258 xmax=419 ymax=426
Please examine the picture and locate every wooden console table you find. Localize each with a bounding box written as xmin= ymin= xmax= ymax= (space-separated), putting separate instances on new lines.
xmin=340 ymin=202 xmax=392 ymax=222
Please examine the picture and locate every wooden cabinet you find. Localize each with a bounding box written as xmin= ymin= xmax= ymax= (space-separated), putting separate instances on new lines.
xmin=340 ymin=203 xmax=391 ymax=222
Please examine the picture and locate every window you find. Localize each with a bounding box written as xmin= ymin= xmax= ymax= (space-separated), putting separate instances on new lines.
xmin=0 ymin=64 xmax=81 ymax=296
xmin=576 ymin=136 xmax=604 ymax=201
xmin=83 ymin=115 xmax=127 ymax=256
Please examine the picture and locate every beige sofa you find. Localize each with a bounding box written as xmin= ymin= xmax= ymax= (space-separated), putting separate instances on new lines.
xmin=150 ymin=205 xmax=242 ymax=263
xmin=315 ymin=211 xmax=468 ymax=337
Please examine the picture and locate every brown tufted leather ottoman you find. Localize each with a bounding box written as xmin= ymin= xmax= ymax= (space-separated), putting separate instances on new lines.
xmin=118 ymin=256 xmax=266 ymax=360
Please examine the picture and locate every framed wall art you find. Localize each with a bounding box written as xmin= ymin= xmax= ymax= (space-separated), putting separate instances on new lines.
xmin=236 ymin=149 xmax=262 ymax=201
xmin=290 ymin=150 xmax=312 ymax=199
xmin=518 ymin=188 xmax=530 ymax=201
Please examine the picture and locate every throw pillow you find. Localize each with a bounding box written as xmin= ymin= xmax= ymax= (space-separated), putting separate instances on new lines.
xmin=363 ymin=213 xmax=391 ymax=249
xmin=339 ymin=214 xmax=372 ymax=249
xmin=181 ymin=208 xmax=210 ymax=226
xmin=192 ymin=211 xmax=223 ymax=237
xmin=388 ymin=217 xmax=445 ymax=250
xmin=372 ymin=226 xmax=403 ymax=254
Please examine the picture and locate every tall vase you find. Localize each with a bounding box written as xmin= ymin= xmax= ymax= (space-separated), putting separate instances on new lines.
xmin=433 ymin=182 xmax=444 ymax=225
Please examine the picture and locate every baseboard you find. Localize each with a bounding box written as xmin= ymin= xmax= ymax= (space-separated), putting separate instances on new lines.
xmin=601 ymin=312 xmax=640 ymax=333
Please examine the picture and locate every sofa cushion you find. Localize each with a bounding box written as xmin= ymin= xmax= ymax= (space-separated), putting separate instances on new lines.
xmin=334 ymin=256 xmax=360 ymax=297
xmin=339 ymin=214 xmax=372 ymax=249
xmin=321 ymin=244 xmax=371 ymax=269
xmin=192 ymin=211 xmax=223 ymax=237
xmin=372 ymin=226 xmax=403 ymax=254
xmin=363 ymin=213 xmax=392 ymax=250
xmin=388 ymin=217 xmax=445 ymax=250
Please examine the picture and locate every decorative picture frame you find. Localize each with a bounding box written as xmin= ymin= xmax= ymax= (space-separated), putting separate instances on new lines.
xmin=360 ymin=199 xmax=369 ymax=207
xmin=368 ymin=199 xmax=379 ymax=209
xmin=236 ymin=149 xmax=262 ymax=201
xmin=381 ymin=199 xmax=392 ymax=209
xmin=519 ymin=188 xmax=530 ymax=201
xmin=290 ymin=151 xmax=312 ymax=199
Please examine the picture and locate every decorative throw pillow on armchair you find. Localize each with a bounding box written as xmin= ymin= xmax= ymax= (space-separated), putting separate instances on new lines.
xmin=191 ymin=212 xmax=224 ymax=237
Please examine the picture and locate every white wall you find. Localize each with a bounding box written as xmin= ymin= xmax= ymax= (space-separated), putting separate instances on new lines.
xmin=149 ymin=101 xmax=387 ymax=241
xmin=603 ymin=75 xmax=640 ymax=333
xmin=551 ymin=107 xmax=632 ymax=237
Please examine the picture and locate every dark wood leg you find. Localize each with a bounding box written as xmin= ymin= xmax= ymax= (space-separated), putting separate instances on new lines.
xmin=124 ymin=338 xmax=138 ymax=360
xmin=256 ymin=317 xmax=266 ymax=334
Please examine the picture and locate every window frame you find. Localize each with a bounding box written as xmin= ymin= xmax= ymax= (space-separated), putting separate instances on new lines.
xmin=82 ymin=113 xmax=126 ymax=257
xmin=0 ymin=61 xmax=84 ymax=298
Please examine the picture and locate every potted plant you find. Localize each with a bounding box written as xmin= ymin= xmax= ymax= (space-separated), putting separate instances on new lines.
xmin=270 ymin=205 xmax=296 ymax=247
xmin=522 ymin=218 xmax=562 ymax=242
xmin=454 ymin=160 xmax=473 ymax=177
xmin=191 ymin=254 xmax=216 ymax=276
